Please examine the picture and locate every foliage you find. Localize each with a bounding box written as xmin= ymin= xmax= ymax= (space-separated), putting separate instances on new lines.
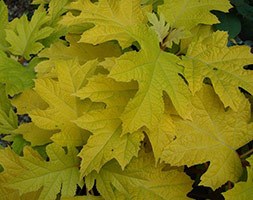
xmin=0 ymin=0 xmax=253 ymax=199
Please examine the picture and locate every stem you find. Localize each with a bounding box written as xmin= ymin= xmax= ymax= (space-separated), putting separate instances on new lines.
xmin=239 ymin=148 xmax=253 ymax=159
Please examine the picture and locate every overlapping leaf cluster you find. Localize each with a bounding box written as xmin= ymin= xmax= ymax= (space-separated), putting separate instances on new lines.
xmin=0 ymin=0 xmax=253 ymax=199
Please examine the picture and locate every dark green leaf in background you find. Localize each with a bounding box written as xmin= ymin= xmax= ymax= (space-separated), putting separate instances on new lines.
xmin=213 ymin=10 xmax=241 ymax=39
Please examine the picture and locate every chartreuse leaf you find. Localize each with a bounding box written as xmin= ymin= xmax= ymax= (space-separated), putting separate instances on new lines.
xmin=75 ymin=107 xmax=143 ymax=176
xmin=0 ymin=1 xmax=9 ymax=51
xmin=223 ymin=155 xmax=253 ymax=199
xmin=0 ymin=144 xmax=81 ymax=200
xmin=75 ymin=75 xmax=143 ymax=175
xmin=5 ymin=5 xmax=54 ymax=60
xmin=14 ymin=123 xmax=55 ymax=146
xmin=45 ymin=0 xmax=70 ymax=26
xmin=11 ymin=89 xmax=48 ymax=115
xmin=28 ymin=59 xmax=100 ymax=146
xmin=0 ymin=179 xmax=42 ymax=200
xmin=37 ymin=0 xmax=72 ymax=47
xmin=180 ymin=24 xmax=213 ymax=54
xmin=144 ymin=113 xmax=175 ymax=163
xmin=109 ymin=26 xmax=193 ymax=134
xmin=180 ymin=31 xmax=253 ymax=111
xmin=162 ymin=85 xmax=253 ymax=189
xmin=86 ymin=151 xmax=193 ymax=199
xmin=60 ymin=0 xmax=148 ymax=48
xmin=0 ymin=84 xmax=18 ymax=134
xmin=11 ymin=88 xmax=54 ymax=146
xmin=75 ymin=74 xmax=138 ymax=107
xmin=147 ymin=13 xmax=191 ymax=48
xmin=38 ymin=34 xmax=122 ymax=68
xmin=0 ymin=51 xmax=35 ymax=96
xmin=158 ymin=0 xmax=231 ymax=30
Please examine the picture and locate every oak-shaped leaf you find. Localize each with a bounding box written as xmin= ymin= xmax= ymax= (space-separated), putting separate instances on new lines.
xmin=75 ymin=75 xmax=143 ymax=176
xmin=60 ymin=0 xmax=148 ymax=48
xmin=158 ymin=0 xmax=231 ymax=30
xmin=0 ymin=144 xmax=81 ymax=200
xmin=109 ymin=25 xmax=193 ymax=134
xmin=86 ymin=151 xmax=193 ymax=199
xmin=75 ymin=107 xmax=143 ymax=176
xmin=28 ymin=59 xmax=100 ymax=146
xmin=161 ymin=85 xmax=253 ymax=189
xmin=180 ymin=31 xmax=253 ymax=111
xmin=5 ymin=5 xmax=53 ymax=60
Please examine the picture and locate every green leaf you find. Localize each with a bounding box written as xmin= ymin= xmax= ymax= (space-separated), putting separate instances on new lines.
xmin=231 ymin=0 xmax=253 ymax=20
xmin=0 ymin=1 xmax=9 ymax=51
xmin=0 ymin=84 xmax=18 ymax=134
xmin=213 ymin=11 xmax=241 ymax=39
xmin=11 ymin=135 xmax=30 ymax=155
xmin=0 ymin=51 xmax=35 ymax=95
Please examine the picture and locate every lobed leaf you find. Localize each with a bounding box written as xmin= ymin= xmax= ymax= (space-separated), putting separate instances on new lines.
xmin=180 ymin=31 xmax=253 ymax=111
xmin=75 ymin=75 xmax=143 ymax=175
xmin=60 ymin=0 xmax=148 ymax=48
xmin=28 ymin=59 xmax=100 ymax=146
xmin=159 ymin=0 xmax=232 ymax=30
xmin=162 ymin=85 xmax=253 ymax=189
xmin=109 ymin=26 xmax=193 ymax=134
xmin=0 ymin=144 xmax=81 ymax=200
xmin=87 ymin=151 xmax=193 ymax=199
xmin=5 ymin=5 xmax=54 ymax=60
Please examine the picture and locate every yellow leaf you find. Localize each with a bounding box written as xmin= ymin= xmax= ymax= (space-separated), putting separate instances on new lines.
xmin=223 ymin=155 xmax=253 ymax=199
xmin=75 ymin=107 xmax=143 ymax=176
xmin=14 ymin=123 xmax=55 ymax=146
xmin=60 ymin=0 xmax=148 ymax=48
xmin=11 ymin=89 xmax=48 ymax=115
xmin=29 ymin=59 xmax=100 ymax=146
xmin=5 ymin=5 xmax=53 ymax=59
xmin=162 ymin=85 xmax=253 ymax=189
xmin=159 ymin=0 xmax=231 ymax=30
xmin=109 ymin=25 xmax=193 ymax=133
xmin=147 ymin=13 xmax=191 ymax=48
xmin=145 ymin=113 xmax=175 ymax=163
xmin=75 ymin=74 xmax=138 ymax=107
xmin=87 ymin=151 xmax=193 ymax=199
xmin=180 ymin=24 xmax=213 ymax=54
xmin=0 ymin=144 xmax=81 ymax=200
xmin=39 ymin=34 xmax=122 ymax=65
xmin=180 ymin=31 xmax=253 ymax=110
